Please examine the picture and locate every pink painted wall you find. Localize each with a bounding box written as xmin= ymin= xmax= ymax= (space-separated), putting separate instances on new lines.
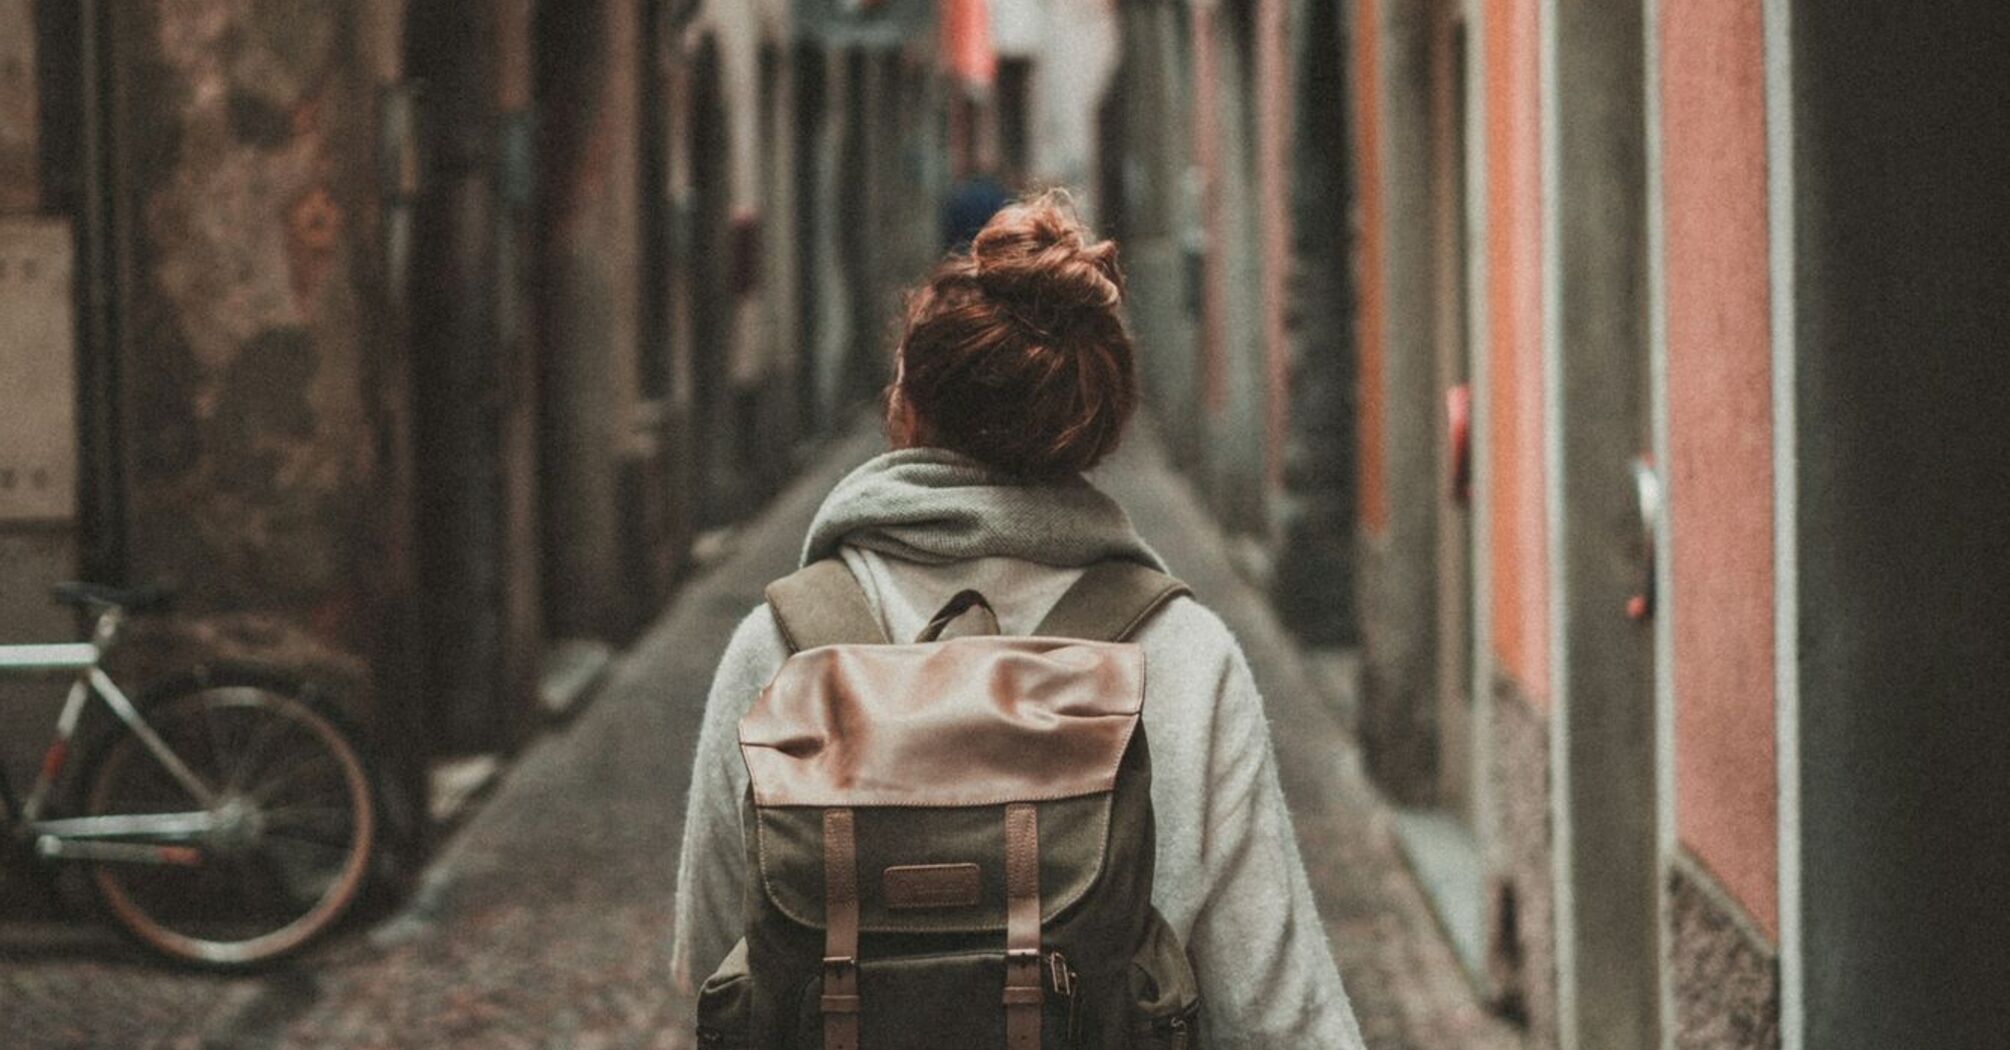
xmin=1660 ymin=0 xmax=1779 ymax=940
xmin=1484 ymin=0 xmax=1548 ymax=704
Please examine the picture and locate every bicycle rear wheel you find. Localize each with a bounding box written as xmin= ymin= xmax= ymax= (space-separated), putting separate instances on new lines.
xmin=79 ymin=672 xmax=376 ymax=967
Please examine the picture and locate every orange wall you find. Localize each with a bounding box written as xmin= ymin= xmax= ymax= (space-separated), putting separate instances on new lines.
xmin=1660 ymin=0 xmax=1779 ymax=940
xmin=1484 ymin=0 xmax=1548 ymax=702
xmin=1351 ymin=0 xmax=1389 ymax=534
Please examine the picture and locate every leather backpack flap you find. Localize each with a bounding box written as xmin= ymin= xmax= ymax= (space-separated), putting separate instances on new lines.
xmin=738 ymin=636 xmax=1146 ymax=934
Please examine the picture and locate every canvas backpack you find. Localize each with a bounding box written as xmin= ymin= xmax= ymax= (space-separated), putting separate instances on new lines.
xmin=695 ymin=559 xmax=1204 ymax=1049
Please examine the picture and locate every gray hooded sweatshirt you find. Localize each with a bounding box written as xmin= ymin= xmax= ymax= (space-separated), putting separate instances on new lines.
xmin=670 ymin=449 xmax=1366 ymax=1050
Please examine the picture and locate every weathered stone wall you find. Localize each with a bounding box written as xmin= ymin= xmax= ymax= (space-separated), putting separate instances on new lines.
xmin=1485 ymin=673 xmax=1557 ymax=1047
xmin=1667 ymin=856 xmax=1781 ymax=1049
xmin=109 ymin=1 xmax=412 ymax=763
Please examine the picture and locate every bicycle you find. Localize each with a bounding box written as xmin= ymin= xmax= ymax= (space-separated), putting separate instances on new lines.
xmin=1 ymin=582 xmax=377 ymax=969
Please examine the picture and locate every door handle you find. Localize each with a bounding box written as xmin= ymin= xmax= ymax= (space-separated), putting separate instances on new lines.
xmin=1628 ymin=455 xmax=1661 ymax=622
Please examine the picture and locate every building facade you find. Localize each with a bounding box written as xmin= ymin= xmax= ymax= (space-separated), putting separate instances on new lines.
xmin=0 ymin=0 xmax=944 ymax=875
xmin=1102 ymin=0 xmax=1361 ymax=649
xmin=1346 ymin=1 xmax=2010 ymax=1048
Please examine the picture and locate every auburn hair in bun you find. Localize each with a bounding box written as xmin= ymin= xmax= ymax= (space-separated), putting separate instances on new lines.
xmin=888 ymin=191 xmax=1138 ymax=478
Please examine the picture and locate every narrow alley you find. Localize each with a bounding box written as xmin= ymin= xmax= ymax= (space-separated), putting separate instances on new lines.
xmin=3 ymin=1 xmax=2007 ymax=1049
xmin=3 ymin=420 xmax=1512 ymax=1049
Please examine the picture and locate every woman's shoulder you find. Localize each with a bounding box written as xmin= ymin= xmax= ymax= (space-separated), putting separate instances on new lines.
xmin=705 ymin=605 xmax=791 ymax=715
xmin=1131 ymin=595 xmax=1262 ymax=714
xmin=1130 ymin=595 xmax=1274 ymax=767
xmin=1134 ymin=593 xmax=1244 ymax=662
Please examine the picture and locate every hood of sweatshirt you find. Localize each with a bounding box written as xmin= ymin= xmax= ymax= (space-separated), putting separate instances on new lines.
xmin=800 ymin=447 xmax=1167 ymax=572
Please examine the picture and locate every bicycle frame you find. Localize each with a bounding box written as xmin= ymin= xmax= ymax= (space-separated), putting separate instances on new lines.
xmin=0 ymin=609 xmax=217 ymax=866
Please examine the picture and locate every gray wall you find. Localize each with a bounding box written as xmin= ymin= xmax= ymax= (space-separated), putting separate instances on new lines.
xmin=1549 ymin=0 xmax=1657 ymax=1046
xmin=1356 ymin=0 xmax=1442 ymax=805
xmin=1788 ymin=1 xmax=2010 ymax=1044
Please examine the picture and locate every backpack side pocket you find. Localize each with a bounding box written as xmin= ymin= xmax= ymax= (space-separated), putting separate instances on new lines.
xmin=1128 ymin=908 xmax=1201 ymax=1049
xmin=696 ymin=939 xmax=752 ymax=1049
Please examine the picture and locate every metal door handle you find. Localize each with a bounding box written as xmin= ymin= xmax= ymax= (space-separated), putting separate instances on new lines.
xmin=1628 ymin=455 xmax=1661 ymax=622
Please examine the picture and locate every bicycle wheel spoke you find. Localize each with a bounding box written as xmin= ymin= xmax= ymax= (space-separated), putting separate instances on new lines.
xmin=104 ymin=742 xmax=192 ymax=813
xmin=246 ymin=751 xmax=344 ymax=807
xmin=262 ymin=805 xmax=358 ymax=848
xmin=223 ymin=700 xmax=305 ymax=794
xmin=198 ymin=696 xmax=237 ymax=787
xmin=256 ymin=837 xmax=344 ymax=904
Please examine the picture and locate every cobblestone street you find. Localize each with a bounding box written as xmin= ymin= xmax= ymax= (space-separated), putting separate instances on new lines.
xmin=1 ymin=422 xmax=1516 ymax=1049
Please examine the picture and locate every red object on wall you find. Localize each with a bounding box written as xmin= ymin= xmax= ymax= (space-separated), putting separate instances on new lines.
xmin=940 ymin=0 xmax=995 ymax=88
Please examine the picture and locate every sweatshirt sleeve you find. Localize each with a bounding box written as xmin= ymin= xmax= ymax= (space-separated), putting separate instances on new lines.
xmin=670 ymin=607 xmax=789 ymax=995
xmin=1186 ymin=642 xmax=1368 ymax=1050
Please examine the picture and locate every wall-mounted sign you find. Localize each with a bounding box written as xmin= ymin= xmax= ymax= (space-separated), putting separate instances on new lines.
xmin=0 ymin=219 xmax=77 ymax=524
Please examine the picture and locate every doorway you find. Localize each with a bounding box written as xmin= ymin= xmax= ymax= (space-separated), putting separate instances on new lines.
xmin=685 ymin=34 xmax=734 ymax=527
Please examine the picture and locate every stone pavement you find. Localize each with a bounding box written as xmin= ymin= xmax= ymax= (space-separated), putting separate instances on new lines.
xmin=0 ymin=421 xmax=1519 ymax=1050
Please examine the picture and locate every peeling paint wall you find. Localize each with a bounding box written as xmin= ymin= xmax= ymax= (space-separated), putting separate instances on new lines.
xmin=1487 ymin=672 xmax=1558 ymax=1047
xmin=108 ymin=0 xmax=412 ymax=747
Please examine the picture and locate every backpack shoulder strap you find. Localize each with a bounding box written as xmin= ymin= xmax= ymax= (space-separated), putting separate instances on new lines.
xmin=765 ymin=559 xmax=890 ymax=653
xmin=1033 ymin=561 xmax=1192 ymax=642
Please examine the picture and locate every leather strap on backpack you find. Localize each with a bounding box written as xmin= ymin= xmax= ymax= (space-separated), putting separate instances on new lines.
xmin=915 ymin=589 xmax=1001 ymax=642
xmin=770 ymin=559 xmax=1187 ymax=650
xmin=1002 ymin=802 xmax=1042 ymax=1050
xmin=822 ymin=808 xmax=861 ymax=1050
xmin=767 ymin=560 xmax=890 ymax=652
xmin=1034 ymin=561 xmax=1192 ymax=642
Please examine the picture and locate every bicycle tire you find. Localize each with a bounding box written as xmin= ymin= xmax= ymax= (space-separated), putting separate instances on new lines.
xmin=73 ymin=667 xmax=377 ymax=968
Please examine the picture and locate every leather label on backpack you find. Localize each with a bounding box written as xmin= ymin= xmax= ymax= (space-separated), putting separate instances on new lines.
xmin=883 ymin=863 xmax=982 ymax=910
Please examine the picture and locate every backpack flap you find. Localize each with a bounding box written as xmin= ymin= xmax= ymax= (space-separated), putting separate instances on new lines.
xmin=738 ymin=636 xmax=1145 ymax=935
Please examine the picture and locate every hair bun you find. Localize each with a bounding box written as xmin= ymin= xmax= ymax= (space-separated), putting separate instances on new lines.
xmin=969 ymin=191 xmax=1124 ymax=314
xmin=890 ymin=189 xmax=1138 ymax=478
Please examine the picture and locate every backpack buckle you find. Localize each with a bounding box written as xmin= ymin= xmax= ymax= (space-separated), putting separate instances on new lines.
xmin=1046 ymin=952 xmax=1076 ymax=998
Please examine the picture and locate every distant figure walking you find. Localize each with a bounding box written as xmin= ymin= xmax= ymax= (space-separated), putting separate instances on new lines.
xmin=941 ymin=170 xmax=1014 ymax=251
